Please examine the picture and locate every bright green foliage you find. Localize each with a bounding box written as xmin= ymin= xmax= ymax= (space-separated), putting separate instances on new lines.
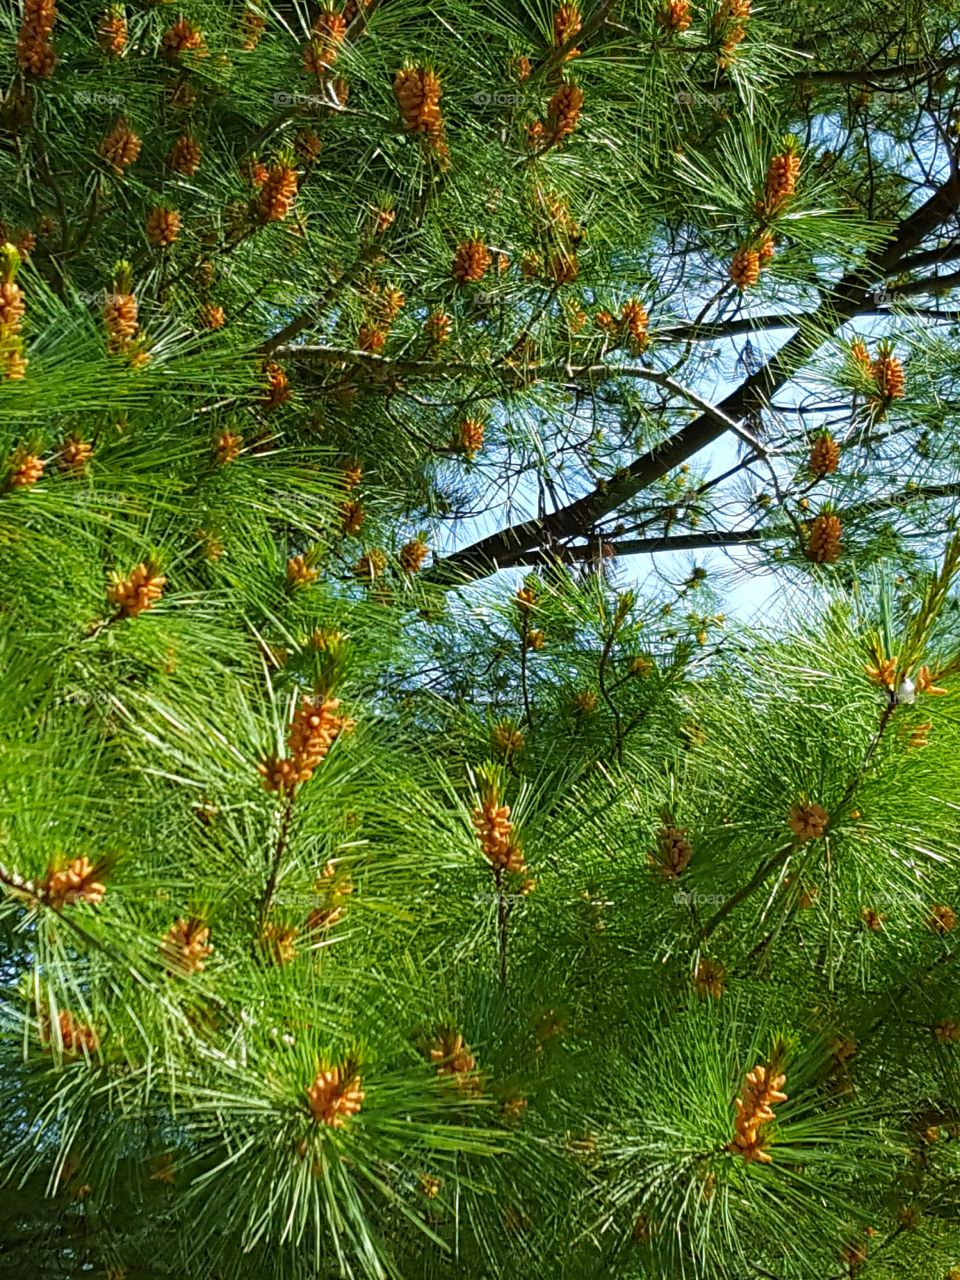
xmin=4 ymin=2 xmax=960 ymax=1279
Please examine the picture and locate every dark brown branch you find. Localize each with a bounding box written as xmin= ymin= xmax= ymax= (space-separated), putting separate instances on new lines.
xmin=483 ymin=481 xmax=960 ymax=570
xmin=597 ymin=618 xmax=625 ymax=766
xmin=0 ymin=862 xmax=41 ymax=901
xmin=791 ymin=50 xmax=960 ymax=86
xmin=276 ymin=348 xmax=748 ymax=434
xmin=657 ymin=312 xmax=811 ymax=342
xmin=895 ymin=241 xmax=960 ymax=274
xmin=697 ymin=48 xmax=960 ymax=93
xmin=699 ymin=842 xmax=795 ymax=942
xmin=519 ymin=612 xmax=533 ymax=729
xmin=701 ymin=694 xmax=898 ymax=942
xmin=259 ymin=245 xmax=383 ymax=356
xmin=888 ymin=267 xmax=960 ymax=297
xmin=258 ymin=794 xmax=296 ymax=931
xmin=494 ymin=865 xmax=510 ymax=989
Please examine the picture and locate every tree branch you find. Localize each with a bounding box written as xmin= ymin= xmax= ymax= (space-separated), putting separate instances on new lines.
xmin=479 ymin=481 xmax=960 ymax=570
xmin=259 ymin=245 xmax=383 ymax=356
xmin=888 ymin=267 xmax=960 ymax=297
xmin=791 ymin=50 xmax=960 ymax=86
xmin=429 ymin=169 xmax=960 ymax=583
xmin=699 ymin=49 xmax=960 ymax=92
xmin=895 ymin=241 xmax=960 ymax=275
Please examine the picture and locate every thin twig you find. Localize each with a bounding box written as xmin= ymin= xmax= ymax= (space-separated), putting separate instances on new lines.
xmin=519 ymin=612 xmax=533 ymax=729
xmin=494 ymin=865 xmax=510 ymax=988
xmin=597 ymin=609 xmax=627 ymax=766
xmin=259 ymin=793 xmax=296 ymax=930
xmin=703 ymin=693 xmax=898 ymax=943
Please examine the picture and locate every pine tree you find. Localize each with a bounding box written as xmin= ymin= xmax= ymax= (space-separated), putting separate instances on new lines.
xmin=4 ymin=2 xmax=960 ymax=1278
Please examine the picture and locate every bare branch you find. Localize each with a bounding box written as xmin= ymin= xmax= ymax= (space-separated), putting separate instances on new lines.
xmin=476 ymin=482 xmax=960 ymax=573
